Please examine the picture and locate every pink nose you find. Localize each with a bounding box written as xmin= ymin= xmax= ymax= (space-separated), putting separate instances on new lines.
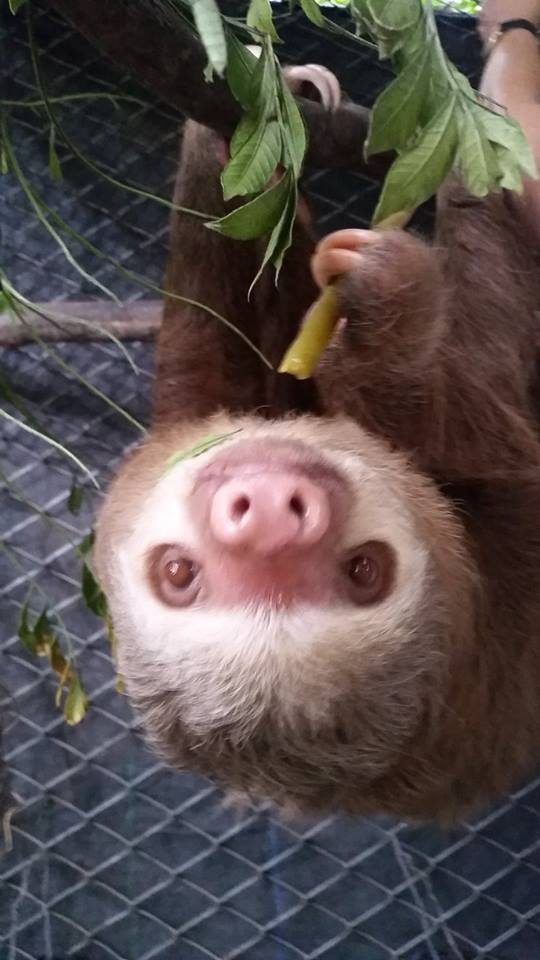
xmin=209 ymin=473 xmax=331 ymax=555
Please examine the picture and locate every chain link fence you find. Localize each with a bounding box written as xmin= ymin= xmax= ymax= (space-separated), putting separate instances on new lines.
xmin=2 ymin=4 xmax=540 ymax=959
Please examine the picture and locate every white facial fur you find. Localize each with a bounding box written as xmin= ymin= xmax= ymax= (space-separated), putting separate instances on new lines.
xmin=106 ymin=417 xmax=436 ymax=749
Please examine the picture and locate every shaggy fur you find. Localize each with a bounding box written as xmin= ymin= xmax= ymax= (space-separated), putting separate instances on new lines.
xmin=95 ymin=117 xmax=540 ymax=823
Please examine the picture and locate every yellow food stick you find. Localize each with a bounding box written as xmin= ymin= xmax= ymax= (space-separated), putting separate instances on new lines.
xmin=278 ymin=209 xmax=413 ymax=380
xmin=278 ymin=285 xmax=340 ymax=380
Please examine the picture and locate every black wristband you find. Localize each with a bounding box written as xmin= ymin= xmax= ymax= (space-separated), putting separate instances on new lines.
xmin=500 ymin=18 xmax=539 ymax=39
xmin=485 ymin=18 xmax=539 ymax=57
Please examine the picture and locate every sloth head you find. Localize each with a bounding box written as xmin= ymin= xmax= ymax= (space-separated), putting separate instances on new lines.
xmin=95 ymin=413 xmax=474 ymax=816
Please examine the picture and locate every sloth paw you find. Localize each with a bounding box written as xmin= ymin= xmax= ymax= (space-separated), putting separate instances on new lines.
xmin=311 ymin=229 xmax=378 ymax=290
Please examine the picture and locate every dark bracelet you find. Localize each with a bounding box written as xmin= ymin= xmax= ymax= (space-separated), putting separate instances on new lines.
xmin=486 ymin=18 xmax=539 ymax=55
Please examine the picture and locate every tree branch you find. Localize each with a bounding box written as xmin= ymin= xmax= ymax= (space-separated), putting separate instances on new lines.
xmin=45 ymin=0 xmax=392 ymax=176
xmin=0 ymin=301 xmax=161 ymax=346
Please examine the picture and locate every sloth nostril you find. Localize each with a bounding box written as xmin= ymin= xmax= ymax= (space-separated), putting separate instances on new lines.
xmin=231 ymin=495 xmax=250 ymax=521
xmin=289 ymin=494 xmax=305 ymax=518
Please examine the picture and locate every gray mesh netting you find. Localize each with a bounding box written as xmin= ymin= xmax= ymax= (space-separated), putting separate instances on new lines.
xmin=2 ymin=4 xmax=540 ymax=959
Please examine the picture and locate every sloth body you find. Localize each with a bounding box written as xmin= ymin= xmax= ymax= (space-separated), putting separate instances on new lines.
xmin=96 ymin=113 xmax=540 ymax=822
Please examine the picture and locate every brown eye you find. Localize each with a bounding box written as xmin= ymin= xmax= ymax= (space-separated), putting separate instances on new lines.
xmin=147 ymin=544 xmax=200 ymax=607
xmin=349 ymin=554 xmax=378 ymax=587
xmin=165 ymin=557 xmax=195 ymax=589
xmin=345 ymin=541 xmax=394 ymax=605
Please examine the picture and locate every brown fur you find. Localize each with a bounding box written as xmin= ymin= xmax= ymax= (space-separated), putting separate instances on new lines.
xmin=96 ymin=117 xmax=540 ymax=823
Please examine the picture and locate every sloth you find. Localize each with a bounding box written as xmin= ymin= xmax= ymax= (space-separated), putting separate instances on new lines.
xmin=95 ymin=66 xmax=540 ymax=822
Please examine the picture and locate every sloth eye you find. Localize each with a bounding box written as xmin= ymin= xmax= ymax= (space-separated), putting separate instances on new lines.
xmin=165 ymin=556 xmax=196 ymax=589
xmin=147 ymin=544 xmax=200 ymax=607
xmin=345 ymin=541 xmax=394 ymax=605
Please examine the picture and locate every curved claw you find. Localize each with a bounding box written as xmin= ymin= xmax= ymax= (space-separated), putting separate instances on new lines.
xmin=311 ymin=230 xmax=378 ymax=289
xmin=245 ymin=48 xmax=341 ymax=112
xmin=283 ymin=63 xmax=342 ymax=112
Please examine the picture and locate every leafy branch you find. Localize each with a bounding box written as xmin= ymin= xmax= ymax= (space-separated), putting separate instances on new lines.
xmin=5 ymin=482 xmax=118 ymax=722
xmin=357 ymin=0 xmax=537 ymax=223
xmin=0 ymin=474 xmax=88 ymax=725
xmin=17 ymin=604 xmax=89 ymax=725
xmin=159 ymin=0 xmax=535 ymax=271
xmin=209 ymin=35 xmax=306 ymax=280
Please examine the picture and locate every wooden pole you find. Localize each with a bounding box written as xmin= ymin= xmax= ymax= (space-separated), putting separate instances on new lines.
xmin=0 ymin=301 xmax=162 ymax=347
xmin=46 ymin=0 xmax=392 ymax=177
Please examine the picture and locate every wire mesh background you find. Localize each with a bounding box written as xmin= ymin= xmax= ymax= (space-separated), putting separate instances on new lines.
xmin=2 ymin=3 xmax=540 ymax=959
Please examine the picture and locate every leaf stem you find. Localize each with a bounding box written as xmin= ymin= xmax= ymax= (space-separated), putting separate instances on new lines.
xmin=0 ymin=407 xmax=98 ymax=487
xmin=2 ymin=285 xmax=146 ymax=434
xmin=1 ymin=112 xmax=120 ymax=304
xmin=0 ymin=92 xmax=149 ymax=108
xmin=25 ymin=9 xmax=213 ymax=221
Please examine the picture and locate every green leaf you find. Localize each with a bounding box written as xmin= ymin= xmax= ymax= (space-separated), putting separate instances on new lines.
xmin=365 ymin=0 xmax=419 ymax=34
xmin=55 ymin=656 xmax=72 ymax=707
xmin=447 ymin=61 xmax=476 ymax=98
xmin=82 ymin=562 xmax=108 ymax=618
xmin=227 ymin=41 xmax=276 ymax=147
xmin=208 ymin=170 xmax=291 ymax=240
xmin=353 ymin=0 xmax=420 ymax=58
xmin=8 ymin=0 xmax=26 ymax=12
xmin=226 ymin=33 xmax=257 ymax=110
xmin=247 ymin=0 xmax=279 ymax=41
xmin=48 ymin=639 xmax=69 ymax=676
xmin=299 ymin=0 xmax=325 ymax=27
xmin=34 ymin=608 xmax=53 ymax=647
xmin=478 ymin=106 xmax=538 ymax=180
xmin=250 ymin=39 xmax=278 ymax=117
xmin=366 ymin=46 xmax=430 ymax=156
xmin=48 ymin=126 xmax=62 ymax=182
xmin=278 ymin=75 xmax=307 ymax=177
xmin=248 ymin=171 xmax=297 ymax=291
xmin=268 ymin=176 xmax=298 ymax=274
xmin=17 ymin=603 xmax=37 ymax=654
xmin=0 ymin=146 xmax=8 ymax=174
xmin=491 ymin=143 xmax=525 ymax=193
xmin=373 ymin=95 xmax=458 ymax=225
xmin=230 ymin=109 xmax=261 ymax=160
xmin=456 ymin=106 xmax=498 ymax=197
xmin=227 ymin=48 xmax=278 ymax=154
xmin=64 ymin=673 xmax=89 ymax=725
xmin=190 ymin=0 xmax=228 ymax=77
xmin=78 ymin=530 xmax=95 ymax=558
xmin=80 ymin=528 xmax=108 ymax=617
xmin=222 ymin=119 xmax=281 ymax=200
xmin=15 ymin=596 xmax=86 ymax=724
xmin=300 ymin=0 xmax=365 ymax=41
xmin=68 ymin=482 xmax=84 ymax=516
xmin=165 ymin=429 xmax=242 ymax=472
xmin=419 ymin=57 xmax=448 ymax=123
